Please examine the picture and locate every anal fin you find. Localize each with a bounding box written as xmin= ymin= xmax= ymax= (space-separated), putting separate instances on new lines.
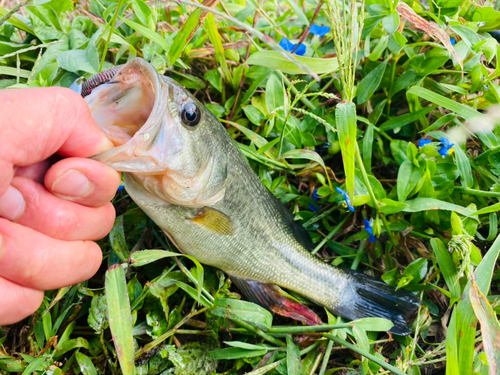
xmin=231 ymin=277 xmax=322 ymax=326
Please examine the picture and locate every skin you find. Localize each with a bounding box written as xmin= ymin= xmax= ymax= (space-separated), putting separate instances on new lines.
xmin=0 ymin=87 xmax=121 ymax=326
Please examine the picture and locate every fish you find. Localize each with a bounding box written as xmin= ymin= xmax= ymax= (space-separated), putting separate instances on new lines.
xmin=82 ymin=58 xmax=420 ymax=335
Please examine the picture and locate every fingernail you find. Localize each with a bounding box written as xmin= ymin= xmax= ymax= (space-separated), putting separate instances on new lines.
xmin=96 ymin=134 xmax=115 ymax=154
xmin=0 ymin=186 xmax=26 ymax=221
xmin=51 ymin=170 xmax=93 ymax=198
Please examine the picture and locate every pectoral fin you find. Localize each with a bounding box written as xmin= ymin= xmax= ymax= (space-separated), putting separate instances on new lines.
xmin=231 ymin=277 xmax=322 ymax=326
xmin=188 ymin=207 xmax=235 ymax=236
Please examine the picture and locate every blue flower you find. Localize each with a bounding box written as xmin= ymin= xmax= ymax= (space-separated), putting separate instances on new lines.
xmin=364 ymin=219 xmax=376 ymax=243
xmin=279 ymin=37 xmax=306 ymax=56
xmin=418 ymin=138 xmax=432 ymax=148
xmin=336 ymin=187 xmax=354 ymax=212
xmin=450 ymin=37 xmax=456 ymax=46
xmin=117 ymin=185 xmax=125 ymax=192
xmin=309 ymin=24 xmax=330 ymax=37
xmin=312 ymin=188 xmax=318 ymax=202
xmin=438 ymin=137 xmax=454 ymax=157
xmin=308 ymin=203 xmax=319 ymax=212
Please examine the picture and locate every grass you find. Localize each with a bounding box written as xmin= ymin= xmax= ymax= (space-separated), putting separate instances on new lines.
xmin=1 ymin=0 xmax=500 ymax=374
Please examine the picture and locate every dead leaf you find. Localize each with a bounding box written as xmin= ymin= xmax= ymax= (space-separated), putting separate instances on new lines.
xmin=396 ymin=2 xmax=463 ymax=72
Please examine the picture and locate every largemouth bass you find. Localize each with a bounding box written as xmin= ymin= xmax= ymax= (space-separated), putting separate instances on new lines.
xmin=83 ymin=58 xmax=419 ymax=335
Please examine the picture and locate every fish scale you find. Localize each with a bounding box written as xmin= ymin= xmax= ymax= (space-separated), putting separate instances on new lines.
xmin=85 ymin=58 xmax=420 ymax=335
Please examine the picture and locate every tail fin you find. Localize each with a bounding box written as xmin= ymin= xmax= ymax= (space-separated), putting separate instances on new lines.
xmin=336 ymin=271 xmax=420 ymax=336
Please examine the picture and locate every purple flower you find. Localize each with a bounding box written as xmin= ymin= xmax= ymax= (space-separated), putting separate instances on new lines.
xmin=438 ymin=137 xmax=454 ymax=157
xmin=309 ymin=24 xmax=330 ymax=37
xmin=418 ymin=139 xmax=432 ymax=148
xmin=279 ymin=37 xmax=306 ymax=56
xmin=336 ymin=187 xmax=354 ymax=212
xmin=364 ymin=219 xmax=376 ymax=243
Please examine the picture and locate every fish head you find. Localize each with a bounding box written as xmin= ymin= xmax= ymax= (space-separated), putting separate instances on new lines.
xmin=88 ymin=58 xmax=228 ymax=207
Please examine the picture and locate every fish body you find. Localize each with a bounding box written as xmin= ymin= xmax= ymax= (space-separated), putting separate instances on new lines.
xmin=87 ymin=58 xmax=419 ymax=335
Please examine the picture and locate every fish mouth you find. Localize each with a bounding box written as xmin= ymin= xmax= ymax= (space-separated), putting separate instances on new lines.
xmin=88 ymin=58 xmax=175 ymax=173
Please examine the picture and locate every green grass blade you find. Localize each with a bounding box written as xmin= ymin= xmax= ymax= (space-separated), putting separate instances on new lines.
xmin=430 ymin=238 xmax=461 ymax=305
xmin=286 ymin=334 xmax=302 ymax=375
xmin=204 ymin=13 xmax=232 ymax=82
xmin=336 ymin=102 xmax=357 ymax=201
xmin=105 ymin=265 xmax=135 ymax=375
xmin=121 ymin=17 xmax=171 ymax=52
xmin=323 ymin=333 xmax=406 ymax=375
xmin=246 ymin=51 xmax=339 ymax=75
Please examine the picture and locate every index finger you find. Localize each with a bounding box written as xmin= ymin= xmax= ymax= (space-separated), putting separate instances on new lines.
xmin=0 ymin=87 xmax=112 ymax=165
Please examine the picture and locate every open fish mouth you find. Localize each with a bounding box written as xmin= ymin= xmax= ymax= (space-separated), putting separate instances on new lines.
xmin=80 ymin=59 xmax=185 ymax=174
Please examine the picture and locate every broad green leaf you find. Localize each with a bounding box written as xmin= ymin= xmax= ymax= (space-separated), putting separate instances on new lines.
xmin=403 ymin=198 xmax=476 ymax=216
xmin=397 ymin=160 xmax=425 ymax=202
xmin=130 ymin=250 xmax=181 ymax=267
xmin=105 ymin=265 xmax=135 ymax=375
xmin=20 ymin=357 xmax=44 ymax=375
xmin=379 ymin=198 xmax=409 ymax=214
xmin=223 ymin=341 xmax=269 ymax=350
xmin=471 ymin=201 xmax=500 ymax=216
xmin=382 ymin=12 xmax=400 ymax=34
xmin=336 ymin=102 xmax=357 ymax=201
xmin=246 ymin=51 xmax=339 ymax=74
xmin=362 ymin=124 xmax=374 ymax=173
xmin=53 ymin=337 xmax=90 ymax=358
xmin=212 ymin=298 xmax=273 ymax=331
xmin=353 ymin=318 xmax=394 ymax=332
xmin=454 ymin=146 xmax=473 ymax=188
xmin=121 ymin=17 xmax=171 ymax=52
xmin=109 ymin=216 xmax=129 ymax=262
xmin=266 ymin=74 xmax=285 ymax=113
xmin=357 ymin=61 xmax=387 ymax=105
xmin=209 ymin=347 xmax=268 ymax=360
xmin=75 ymin=352 xmax=98 ymax=375
xmin=430 ymin=238 xmax=461 ymax=305
xmin=380 ymin=106 xmax=435 ymax=131
xmin=57 ymin=49 xmax=97 ymax=74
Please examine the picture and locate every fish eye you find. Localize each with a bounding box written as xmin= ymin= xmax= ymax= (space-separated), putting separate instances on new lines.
xmin=181 ymin=102 xmax=201 ymax=127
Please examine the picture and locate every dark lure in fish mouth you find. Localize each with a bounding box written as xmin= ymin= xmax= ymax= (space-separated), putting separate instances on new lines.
xmin=78 ymin=58 xmax=420 ymax=336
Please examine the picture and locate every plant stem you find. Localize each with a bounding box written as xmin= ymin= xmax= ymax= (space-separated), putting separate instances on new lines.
xmin=0 ymin=0 xmax=31 ymax=28
xmin=354 ymin=143 xmax=398 ymax=246
xmin=312 ymin=213 xmax=352 ymax=255
xmin=323 ymin=333 xmax=407 ymax=375
xmin=318 ymin=339 xmax=333 ymax=375
xmin=100 ymin=0 xmax=126 ymax=72
xmin=234 ymin=320 xmax=286 ymax=347
xmin=268 ymin=323 xmax=352 ymax=334
xmin=454 ymin=187 xmax=500 ymax=198
xmin=278 ymin=72 xmax=316 ymax=111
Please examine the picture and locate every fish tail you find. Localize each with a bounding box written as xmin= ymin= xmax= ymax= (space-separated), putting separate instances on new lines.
xmin=335 ymin=271 xmax=420 ymax=336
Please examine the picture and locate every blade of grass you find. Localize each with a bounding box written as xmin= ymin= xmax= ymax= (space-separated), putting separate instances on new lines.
xmin=336 ymin=102 xmax=357 ymax=201
xmin=105 ymin=264 xmax=135 ymax=375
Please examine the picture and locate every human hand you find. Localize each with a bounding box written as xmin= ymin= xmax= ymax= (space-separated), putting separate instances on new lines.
xmin=0 ymin=87 xmax=121 ymax=325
